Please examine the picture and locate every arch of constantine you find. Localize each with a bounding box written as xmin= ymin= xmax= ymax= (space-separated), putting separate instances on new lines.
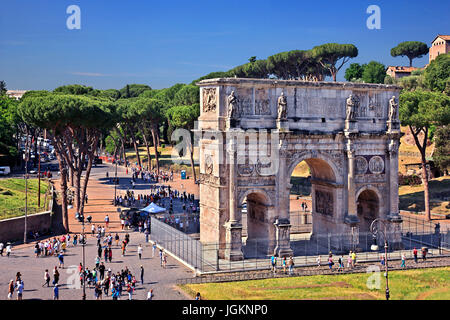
xmin=196 ymin=78 xmax=403 ymax=261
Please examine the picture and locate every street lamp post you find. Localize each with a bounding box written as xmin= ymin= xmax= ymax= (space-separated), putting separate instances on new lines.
xmin=76 ymin=212 xmax=86 ymax=300
xmin=370 ymin=218 xmax=390 ymax=300
xmin=114 ymin=157 xmax=118 ymax=206
xmin=23 ymin=144 xmax=30 ymax=244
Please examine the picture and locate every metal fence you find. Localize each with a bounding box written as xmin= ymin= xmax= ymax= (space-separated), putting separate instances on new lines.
xmin=150 ymin=213 xmax=449 ymax=274
xmin=150 ymin=216 xmax=204 ymax=270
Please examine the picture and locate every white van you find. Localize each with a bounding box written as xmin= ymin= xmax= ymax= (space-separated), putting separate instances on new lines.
xmin=0 ymin=166 xmax=11 ymax=176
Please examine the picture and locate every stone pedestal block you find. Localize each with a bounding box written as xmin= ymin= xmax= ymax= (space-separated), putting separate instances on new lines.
xmin=224 ymin=221 xmax=244 ymax=261
xmin=273 ymin=219 xmax=293 ymax=257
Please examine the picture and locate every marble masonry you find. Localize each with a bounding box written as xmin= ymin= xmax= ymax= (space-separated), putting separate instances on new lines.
xmin=196 ymin=78 xmax=403 ymax=260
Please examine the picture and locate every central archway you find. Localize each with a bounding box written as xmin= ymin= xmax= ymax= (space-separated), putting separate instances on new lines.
xmin=287 ymin=154 xmax=341 ymax=237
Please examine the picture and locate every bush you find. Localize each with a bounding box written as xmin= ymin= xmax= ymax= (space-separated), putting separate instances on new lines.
xmin=399 ymin=173 xmax=422 ymax=186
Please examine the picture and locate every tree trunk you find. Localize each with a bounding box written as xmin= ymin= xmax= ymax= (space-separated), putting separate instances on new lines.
xmin=129 ymin=128 xmax=142 ymax=169
xmin=80 ymin=152 xmax=94 ymax=216
xmin=151 ymin=123 xmax=160 ymax=175
xmin=69 ymin=166 xmax=74 ymax=187
xmin=420 ymin=154 xmax=431 ymax=220
xmin=410 ymin=125 xmax=431 ymax=220
xmin=409 ymin=57 xmax=413 ymax=67
xmin=141 ymin=130 xmax=152 ymax=170
xmin=188 ymin=141 xmax=197 ymax=183
xmin=74 ymin=167 xmax=82 ymax=215
xmin=121 ymin=139 xmax=126 ymax=165
xmin=56 ymin=152 xmax=69 ymax=233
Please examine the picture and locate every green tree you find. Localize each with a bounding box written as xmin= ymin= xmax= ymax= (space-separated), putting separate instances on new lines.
xmin=399 ymin=90 xmax=450 ymax=220
xmin=172 ymin=84 xmax=200 ymax=106
xmin=423 ymin=53 xmax=450 ymax=92
xmin=433 ymin=125 xmax=450 ymax=173
xmin=391 ymin=41 xmax=428 ymax=67
xmin=54 ymin=84 xmax=95 ymax=95
xmin=361 ymin=61 xmax=386 ymax=84
xmin=311 ymin=43 xmax=358 ymax=81
xmin=132 ymin=98 xmax=165 ymax=174
xmin=18 ymin=94 xmax=116 ymax=231
xmin=119 ymin=84 xmax=152 ymax=98
xmin=0 ymin=95 xmax=19 ymax=158
xmin=191 ymin=71 xmax=233 ymax=84
xmin=0 ymin=81 xmax=7 ymax=95
xmin=344 ymin=63 xmax=364 ymax=82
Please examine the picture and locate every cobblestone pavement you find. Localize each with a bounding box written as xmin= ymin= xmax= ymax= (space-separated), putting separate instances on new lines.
xmin=0 ymin=230 xmax=195 ymax=300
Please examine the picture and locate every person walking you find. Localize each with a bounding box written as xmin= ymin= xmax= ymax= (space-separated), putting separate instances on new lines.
xmin=347 ymin=253 xmax=353 ymax=269
xmin=270 ymin=254 xmax=277 ymax=274
xmin=115 ymin=233 xmax=120 ymax=246
xmin=152 ymin=243 xmax=156 ymax=258
xmin=58 ymin=252 xmax=64 ymax=268
xmin=413 ymin=247 xmax=418 ymax=263
xmin=0 ymin=242 xmax=4 ymax=256
xmin=7 ymin=280 xmax=14 ymax=300
xmin=16 ymin=280 xmax=24 ymax=300
xmin=126 ymin=283 xmax=133 ymax=300
xmin=6 ymin=243 xmax=12 ymax=257
xmin=53 ymin=284 xmax=59 ymax=300
xmin=401 ymin=253 xmax=406 ymax=268
xmin=108 ymin=247 xmax=112 ymax=263
xmin=316 ymin=255 xmax=321 ymax=269
xmin=138 ymin=244 xmax=143 ymax=260
xmin=282 ymin=256 xmax=287 ymax=274
xmin=288 ymin=256 xmax=294 ymax=276
xmin=104 ymin=215 xmax=110 ymax=228
xmin=53 ymin=266 xmax=60 ymax=286
xmin=337 ymin=256 xmax=343 ymax=272
xmin=351 ymin=251 xmax=356 ymax=268
xmin=328 ymin=256 xmax=334 ymax=270
xmin=422 ymin=247 xmax=427 ymax=262
xmin=140 ymin=265 xmax=144 ymax=285
xmin=147 ymin=289 xmax=154 ymax=300
xmin=43 ymin=269 xmax=51 ymax=287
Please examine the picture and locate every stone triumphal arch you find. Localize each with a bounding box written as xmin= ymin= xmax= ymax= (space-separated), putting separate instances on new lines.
xmin=196 ymin=78 xmax=403 ymax=260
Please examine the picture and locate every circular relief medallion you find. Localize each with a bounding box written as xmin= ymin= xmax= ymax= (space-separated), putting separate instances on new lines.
xmin=355 ymin=156 xmax=368 ymax=175
xmin=369 ymin=156 xmax=384 ymax=174
xmin=204 ymin=154 xmax=213 ymax=174
xmin=237 ymin=157 xmax=254 ymax=176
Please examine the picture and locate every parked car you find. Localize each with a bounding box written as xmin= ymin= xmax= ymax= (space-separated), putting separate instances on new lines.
xmin=0 ymin=166 xmax=11 ymax=176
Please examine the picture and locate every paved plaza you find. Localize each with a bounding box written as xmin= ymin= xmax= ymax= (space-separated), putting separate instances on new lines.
xmin=0 ymin=163 xmax=200 ymax=300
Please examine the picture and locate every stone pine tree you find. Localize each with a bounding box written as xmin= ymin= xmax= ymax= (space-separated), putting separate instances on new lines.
xmin=391 ymin=41 xmax=429 ymax=67
xmin=166 ymin=104 xmax=200 ymax=183
xmin=132 ymin=97 xmax=165 ymax=175
xmin=18 ymin=93 xmax=116 ymax=232
xmin=399 ymin=90 xmax=450 ymax=220
xmin=311 ymin=43 xmax=358 ymax=81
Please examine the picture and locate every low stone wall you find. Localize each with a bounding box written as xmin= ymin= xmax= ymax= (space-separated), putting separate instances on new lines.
xmin=0 ymin=210 xmax=52 ymax=243
xmin=0 ymin=186 xmax=54 ymax=243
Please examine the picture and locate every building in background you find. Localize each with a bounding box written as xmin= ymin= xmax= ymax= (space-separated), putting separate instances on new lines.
xmin=386 ymin=66 xmax=420 ymax=79
xmin=6 ymin=90 xmax=27 ymax=100
xmin=429 ymin=35 xmax=450 ymax=63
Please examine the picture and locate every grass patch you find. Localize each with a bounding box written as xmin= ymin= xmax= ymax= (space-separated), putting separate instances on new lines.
xmin=0 ymin=178 xmax=49 ymax=220
xmin=180 ymin=267 xmax=450 ymax=300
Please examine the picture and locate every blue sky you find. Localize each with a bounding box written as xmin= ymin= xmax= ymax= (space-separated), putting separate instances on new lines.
xmin=1 ymin=0 xmax=449 ymax=90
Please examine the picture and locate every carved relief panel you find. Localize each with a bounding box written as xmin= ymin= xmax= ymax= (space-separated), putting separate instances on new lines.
xmin=202 ymin=88 xmax=217 ymax=113
xmin=315 ymin=190 xmax=334 ymax=216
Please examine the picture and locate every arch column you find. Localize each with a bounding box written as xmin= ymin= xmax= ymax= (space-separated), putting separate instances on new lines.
xmin=273 ymin=142 xmax=293 ymax=257
xmin=344 ymin=139 xmax=360 ymax=226
xmin=387 ymin=139 xmax=403 ymax=249
xmin=224 ymin=137 xmax=244 ymax=261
